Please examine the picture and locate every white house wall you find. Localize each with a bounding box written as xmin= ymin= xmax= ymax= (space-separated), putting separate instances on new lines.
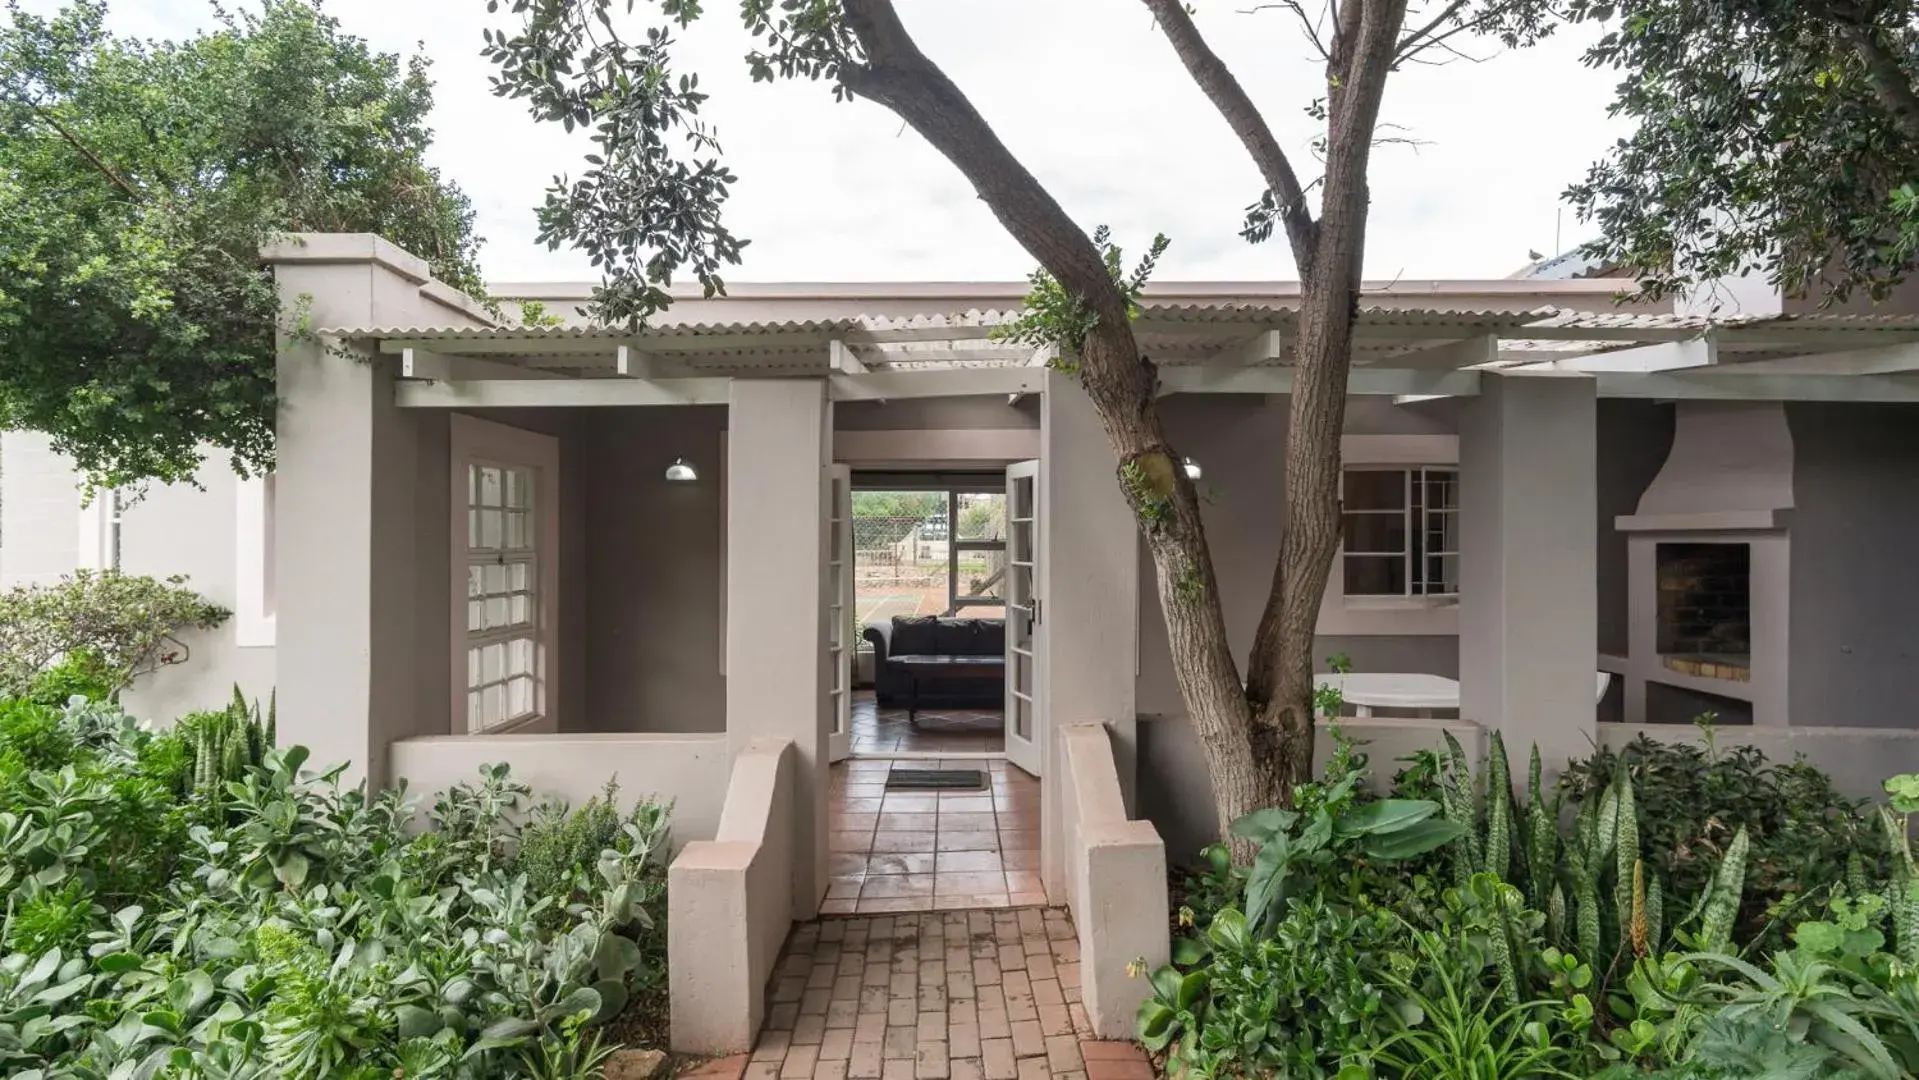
xmin=0 ymin=430 xmax=81 ymax=588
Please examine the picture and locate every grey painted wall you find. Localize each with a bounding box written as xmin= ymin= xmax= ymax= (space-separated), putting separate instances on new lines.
xmin=835 ymin=396 xmax=1039 ymax=431
xmin=579 ymin=406 xmax=729 ymax=734
xmin=1596 ymin=401 xmax=1674 ymax=656
xmin=1787 ymin=403 xmax=1919 ymax=729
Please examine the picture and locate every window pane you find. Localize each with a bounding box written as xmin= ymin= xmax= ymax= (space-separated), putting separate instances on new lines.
xmin=507 ymin=676 xmax=534 ymax=717
xmin=467 ymin=600 xmax=484 ymax=632
xmin=1425 ymin=509 xmax=1459 ymax=555
xmin=467 ymin=565 xmax=484 ymax=597
xmin=1423 ymin=469 xmax=1459 ymax=511
xmin=479 ymin=510 xmax=502 ymax=550
xmin=467 ymin=647 xmax=481 ymax=687
xmin=956 ymin=493 xmax=1007 ymax=541
xmin=483 ymin=685 xmax=504 ymax=726
xmin=505 ymin=512 xmax=527 ymax=550
xmin=485 ymin=596 xmax=508 ymax=629
xmin=504 ymin=469 xmax=527 ymax=509
xmin=509 ymin=637 xmax=534 ymax=675
xmin=468 ymin=465 xmax=478 ymax=507
xmin=468 ymin=509 xmax=481 ymax=549
xmin=483 ymin=563 xmax=506 ymax=594
xmin=509 ymin=594 xmax=529 ymax=627
xmin=509 ymin=562 xmax=529 ymax=591
xmin=467 ymin=691 xmax=481 ymax=731
xmin=479 ymin=467 xmax=503 ymax=508
xmin=1422 ymin=555 xmax=1460 ymax=595
xmin=483 ymin=642 xmax=505 ymax=683
xmin=1345 ymin=554 xmax=1406 ymax=596
xmin=1345 ymin=470 xmax=1405 ymax=511
xmin=1343 ymin=512 xmax=1406 ymax=555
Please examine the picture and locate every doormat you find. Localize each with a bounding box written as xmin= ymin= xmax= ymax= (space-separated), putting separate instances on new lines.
xmin=885 ymin=769 xmax=985 ymax=791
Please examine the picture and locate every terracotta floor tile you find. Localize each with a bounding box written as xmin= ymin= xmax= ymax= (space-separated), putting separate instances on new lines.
xmin=999 ymin=851 xmax=1039 ymax=871
xmin=867 ymin=853 xmax=937 ymax=876
xmin=882 ymin=796 xmax=941 ymax=813
xmin=872 ymin=831 xmax=939 ymax=854
xmin=938 ymin=796 xmax=997 ymax=813
xmin=856 ymin=897 xmax=925 ymax=914
xmin=936 ymin=831 xmax=1000 ymax=853
xmin=832 ymin=830 xmax=876 ymax=853
xmin=937 ymin=871 xmax=1009 ymax=896
xmin=937 ymin=851 xmax=1004 ymax=873
xmin=834 ymin=813 xmax=880 ymax=832
xmin=880 ymin=812 xmax=940 ymax=831
xmin=861 ymin=874 xmax=935 ymax=899
xmin=828 ymin=875 xmax=867 ymax=899
xmin=1004 ymin=871 xmax=1044 ymax=895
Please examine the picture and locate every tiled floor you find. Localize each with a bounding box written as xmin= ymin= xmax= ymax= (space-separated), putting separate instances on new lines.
xmin=826 ymin=758 xmax=1043 ymax=914
xmin=852 ymin=691 xmax=1004 ymax=755
xmin=680 ymin=909 xmax=1156 ymax=1080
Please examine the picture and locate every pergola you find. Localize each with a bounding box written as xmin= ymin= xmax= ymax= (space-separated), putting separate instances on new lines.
xmin=324 ymin=304 xmax=1919 ymax=409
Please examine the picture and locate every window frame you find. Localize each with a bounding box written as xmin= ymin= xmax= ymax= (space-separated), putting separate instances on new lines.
xmin=449 ymin=415 xmax=561 ymax=735
xmin=1339 ymin=464 xmax=1460 ymax=601
xmin=946 ymin=487 xmax=1008 ymax=616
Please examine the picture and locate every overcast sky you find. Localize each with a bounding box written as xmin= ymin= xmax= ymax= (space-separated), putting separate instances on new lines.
xmin=29 ymin=0 xmax=1630 ymax=284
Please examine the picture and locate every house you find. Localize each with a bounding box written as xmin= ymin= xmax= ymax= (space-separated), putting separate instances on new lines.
xmin=5 ymin=232 xmax=1919 ymax=1046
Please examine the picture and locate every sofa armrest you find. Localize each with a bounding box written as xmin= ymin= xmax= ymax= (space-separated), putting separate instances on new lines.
xmin=862 ymin=622 xmax=892 ymax=671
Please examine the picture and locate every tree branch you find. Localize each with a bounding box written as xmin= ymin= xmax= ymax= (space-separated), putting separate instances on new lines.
xmin=1141 ymin=0 xmax=1320 ymax=272
xmin=24 ymin=100 xmax=143 ymax=202
xmin=1836 ymin=19 xmax=1919 ymax=145
xmin=1245 ymin=0 xmax=1408 ymax=705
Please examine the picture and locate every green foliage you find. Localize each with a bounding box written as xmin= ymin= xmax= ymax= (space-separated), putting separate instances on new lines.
xmin=0 ymin=0 xmax=488 ymax=486
xmin=177 ymin=685 xmax=276 ymax=807
xmin=0 ymin=688 xmax=673 ymax=1077
xmin=0 ymin=571 xmax=228 ymax=699
xmin=1563 ymin=0 xmax=1919 ymax=306
xmin=1368 ymin=923 xmax=1583 ymax=1080
xmin=1561 ymin=731 xmax=1877 ymax=943
xmin=993 ymin=225 xmax=1170 ymax=362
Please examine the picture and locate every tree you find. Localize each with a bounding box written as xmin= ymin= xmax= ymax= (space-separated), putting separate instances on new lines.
xmin=484 ymin=0 xmax=1548 ymax=843
xmin=0 ymin=0 xmax=488 ymax=488
xmin=1567 ymin=0 xmax=1919 ymax=305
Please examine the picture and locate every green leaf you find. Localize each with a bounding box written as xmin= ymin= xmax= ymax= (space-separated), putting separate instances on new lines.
xmin=1174 ymin=970 xmax=1207 ymax=1011
xmin=1229 ymin=807 xmax=1296 ymax=841
xmin=1336 ymin=798 xmax=1440 ymax=836
xmin=272 ymin=851 xmax=309 ymax=889
xmin=1361 ymin=818 xmax=1468 ymax=861
xmin=479 ymin=1016 xmax=539 ymax=1042
xmin=1136 ymin=1000 xmax=1174 ymax=1049
xmin=395 ymin=1004 xmax=443 ymax=1039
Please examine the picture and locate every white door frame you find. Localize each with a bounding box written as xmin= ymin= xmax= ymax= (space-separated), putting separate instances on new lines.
xmin=1004 ymin=459 xmax=1042 ymax=776
xmin=827 ymin=463 xmax=853 ymax=763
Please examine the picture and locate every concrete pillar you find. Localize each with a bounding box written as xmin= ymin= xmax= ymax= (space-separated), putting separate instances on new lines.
xmin=1038 ymin=370 xmax=1138 ymax=901
xmin=269 ymin=235 xmax=488 ymax=786
xmin=1459 ymin=372 xmax=1598 ymax=770
xmin=724 ymin=378 xmax=831 ymax=917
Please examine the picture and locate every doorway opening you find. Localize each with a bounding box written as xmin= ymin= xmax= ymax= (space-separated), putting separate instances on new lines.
xmin=823 ymin=462 xmax=1045 ymax=913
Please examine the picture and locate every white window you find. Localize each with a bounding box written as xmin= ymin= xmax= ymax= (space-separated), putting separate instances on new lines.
xmin=463 ymin=461 xmax=542 ymax=733
xmin=76 ymin=488 xmax=124 ymax=572
xmin=1341 ymin=466 xmax=1459 ymax=598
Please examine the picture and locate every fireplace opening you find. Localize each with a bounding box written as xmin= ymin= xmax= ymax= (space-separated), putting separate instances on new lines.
xmin=1655 ymin=542 xmax=1751 ymax=681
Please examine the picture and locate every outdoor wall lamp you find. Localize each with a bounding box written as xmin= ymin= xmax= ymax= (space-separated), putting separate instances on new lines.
xmin=1183 ymin=457 xmax=1203 ymax=480
xmin=664 ymin=457 xmax=699 ymax=482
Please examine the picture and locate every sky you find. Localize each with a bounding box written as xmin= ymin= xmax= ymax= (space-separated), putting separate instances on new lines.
xmin=24 ymin=0 xmax=1631 ymax=285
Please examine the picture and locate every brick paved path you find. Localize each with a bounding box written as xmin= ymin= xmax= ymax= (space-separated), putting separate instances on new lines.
xmin=683 ymin=909 xmax=1154 ymax=1080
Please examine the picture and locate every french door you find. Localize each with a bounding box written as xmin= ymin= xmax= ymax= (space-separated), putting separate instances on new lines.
xmin=827 ymin=464 xmax=853 ymax=763
xmin=1004 ymin=460 xmax=1042 ymax=776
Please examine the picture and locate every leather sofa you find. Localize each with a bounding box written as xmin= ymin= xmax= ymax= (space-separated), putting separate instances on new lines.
xmin=862 ymin=615 xmax=1006 ymax=709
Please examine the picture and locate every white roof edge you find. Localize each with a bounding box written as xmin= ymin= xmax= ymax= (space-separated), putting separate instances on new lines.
xmin=487 ymin=277 xmax=1633 ymax=302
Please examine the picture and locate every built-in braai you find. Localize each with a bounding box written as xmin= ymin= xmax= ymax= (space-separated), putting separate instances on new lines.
xmin=1655 ymin=542 xmax=1752 ymax=681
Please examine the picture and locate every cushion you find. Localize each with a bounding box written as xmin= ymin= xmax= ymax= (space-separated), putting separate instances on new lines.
xmin=890 ymin=615 xmax=942 ymax=656
xmin=932 ymin=618 xmax=978 ymax=654
xmin=974 ymin=619 xmax=1006 ymax=654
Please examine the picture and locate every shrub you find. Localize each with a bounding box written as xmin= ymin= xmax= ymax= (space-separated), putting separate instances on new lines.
xmin=0 ymin=571 xmax=229 ymax=698
xmin=1560 ymin=727 xmax=1878 ymax=936
xmin=0 ymin=691 xmax=674 ymax=1078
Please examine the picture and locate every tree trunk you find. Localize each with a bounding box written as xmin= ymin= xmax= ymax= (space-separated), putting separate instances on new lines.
xmin=839 ymin=0 xmax=1295 ymax=843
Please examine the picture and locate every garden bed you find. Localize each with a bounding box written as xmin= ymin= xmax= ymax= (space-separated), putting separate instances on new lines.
xmin=0 ymin=669 xmax=674 ymax=1079
xmin=1142 ymin=729 xmax=1919 ymax=1078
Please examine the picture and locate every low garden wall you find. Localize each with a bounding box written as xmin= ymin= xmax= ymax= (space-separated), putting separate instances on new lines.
xmin=1059 ymin=721 xmax=1168 ymax=1038
xmin=1601 ymin=722 xmax=1919 ymax=800
xmin=388 ymin=731 xmax=732 ymax=841
xmin=666 ymin=737 xmax=797 ymax=1054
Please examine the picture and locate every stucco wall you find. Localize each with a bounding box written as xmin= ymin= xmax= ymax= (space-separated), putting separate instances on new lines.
xmin=579 ymin=406 xmax=729 ymax=734
xmin=1786 ymin=402 xmax=1919 ymax=728
xmin=118 ymin=465 xmax=277 ymax=721
xmin=0 ymin=431 xmax=81 ymax=588
xmin=1596 ymin=401 xmax=1674 ymax=658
